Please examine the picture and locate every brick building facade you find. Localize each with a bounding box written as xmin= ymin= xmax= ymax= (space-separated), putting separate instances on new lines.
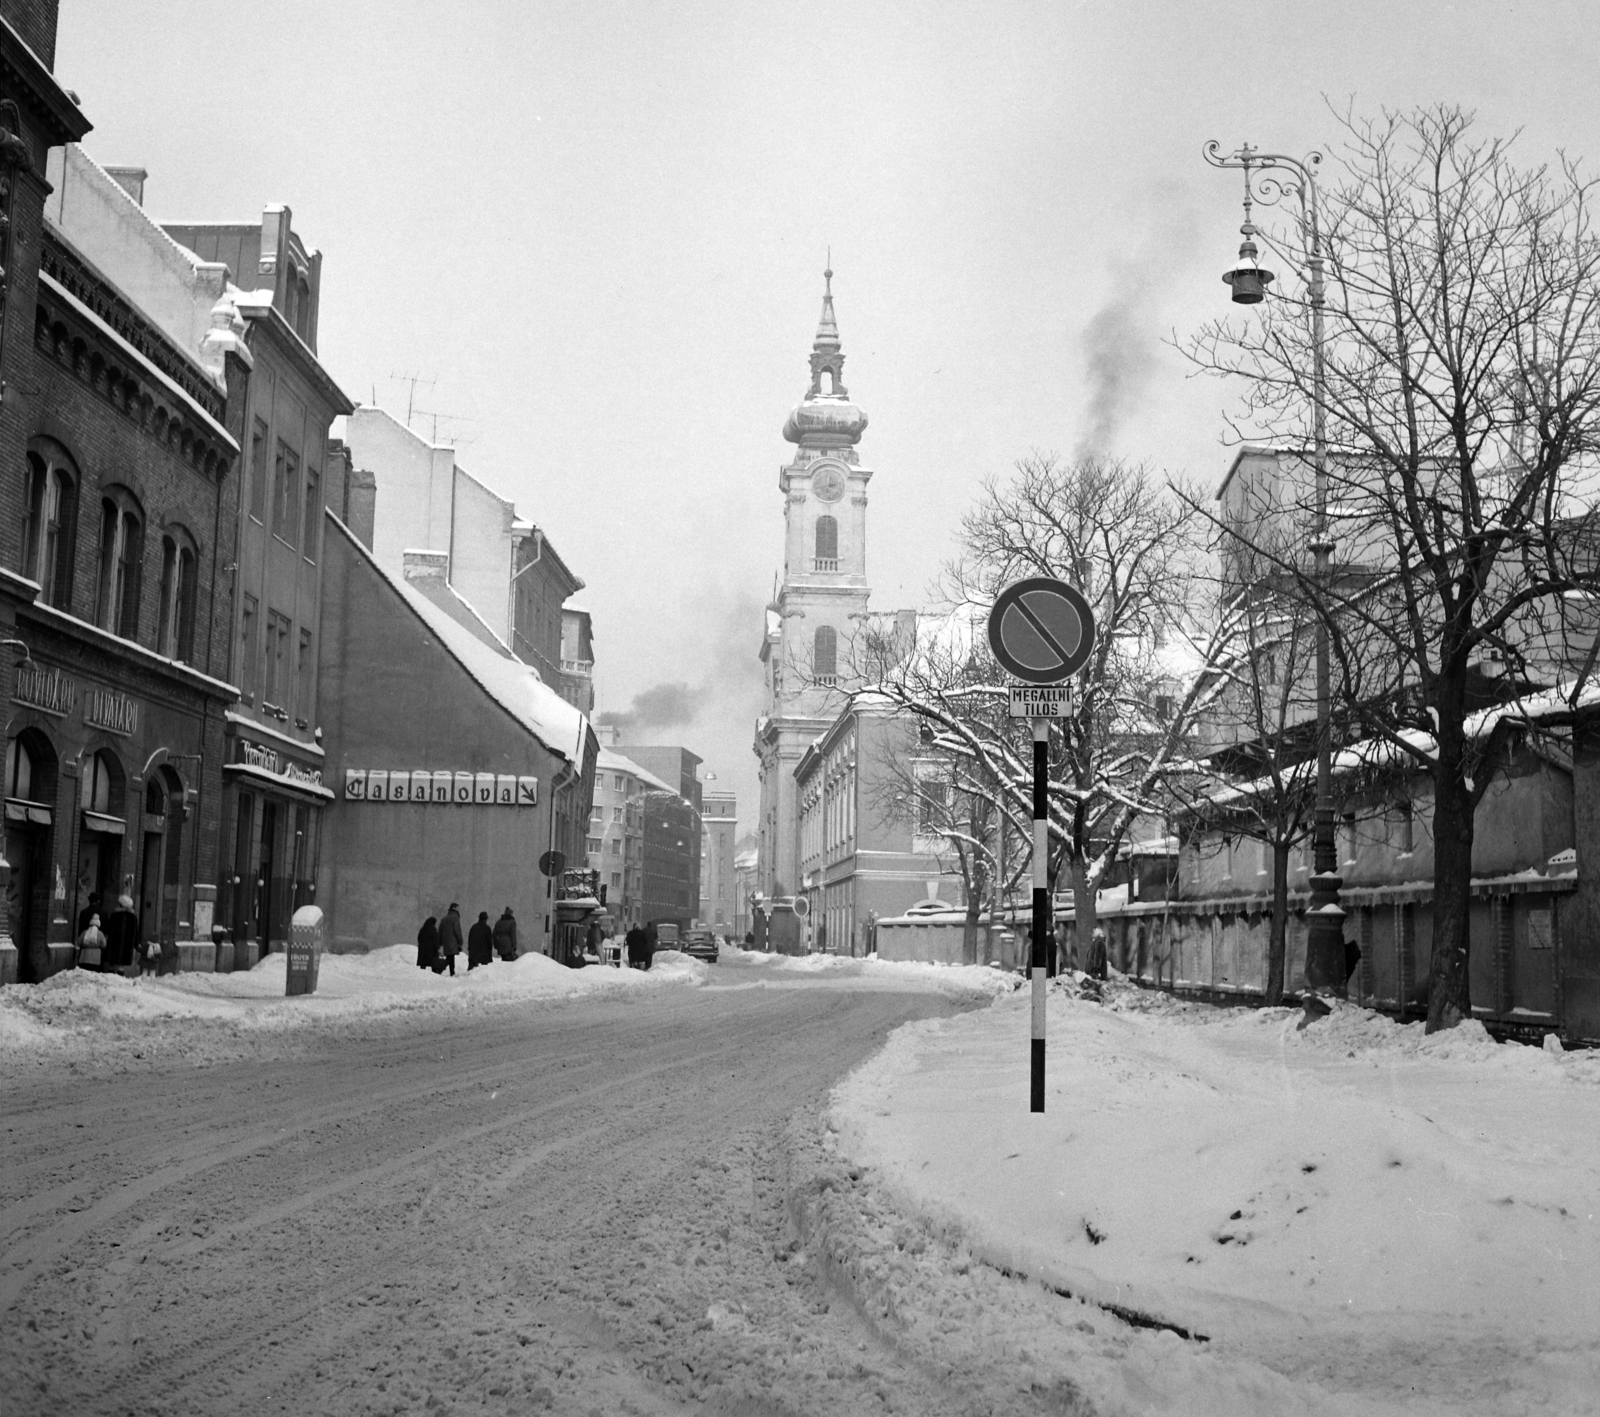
xmin=2 ymin=6 xmax=248 ymax=980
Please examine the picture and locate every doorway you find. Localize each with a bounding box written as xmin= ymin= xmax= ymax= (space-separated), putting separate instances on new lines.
xmin=6 ymin=824 xmax=41 ymax=982
xmin=258 ymin=801 xmax=278 ymax=950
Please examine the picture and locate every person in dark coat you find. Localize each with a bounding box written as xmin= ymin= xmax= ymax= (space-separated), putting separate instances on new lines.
xmin=438 ymin=904 xmax=464 ymax=976
xmin=492 ymin=908 xmax=518 ymax=961
xmin=625 ymin=923 xmax=648 ymax=970
xmin=417 ymin=916 xmax=441 ymax=972
xmin=1086 ymin=927 xmax=1108 ymax=981
xmin=105 ymin=894 xmax=142 ymax=976
xmin=467 ymin=911 xmax=494 ymax=969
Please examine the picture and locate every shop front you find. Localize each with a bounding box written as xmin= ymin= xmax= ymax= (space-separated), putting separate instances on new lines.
xmin=220 ymin=721 xmax=331 ymax=970
xmin=3 ymin=613 xmax=231 ymax=984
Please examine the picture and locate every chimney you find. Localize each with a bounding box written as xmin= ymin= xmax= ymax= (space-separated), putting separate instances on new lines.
xmin=104 ymin=166 xmax=147 ymax=206
xmin=402 ymin=549 xmax=450 ymax=587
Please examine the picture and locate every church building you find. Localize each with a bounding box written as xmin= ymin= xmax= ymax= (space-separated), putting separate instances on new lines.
xmin=753 ymin=268 xmax=871 ymax=904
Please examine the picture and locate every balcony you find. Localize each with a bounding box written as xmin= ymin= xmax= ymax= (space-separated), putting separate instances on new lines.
xmin=812 ymin=558 xmax=839 ymax=572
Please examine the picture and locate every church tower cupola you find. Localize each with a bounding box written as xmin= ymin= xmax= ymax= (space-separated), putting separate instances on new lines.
xmin=783 ymin=262 xmax=869 ymax=448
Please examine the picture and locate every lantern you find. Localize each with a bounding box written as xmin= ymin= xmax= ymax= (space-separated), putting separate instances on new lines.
xmin=1224 ymin=233 xmax=1274 ymax=305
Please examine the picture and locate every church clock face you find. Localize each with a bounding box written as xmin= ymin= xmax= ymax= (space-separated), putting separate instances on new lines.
xmin=812 ymin=465 xmax=846 ymax=503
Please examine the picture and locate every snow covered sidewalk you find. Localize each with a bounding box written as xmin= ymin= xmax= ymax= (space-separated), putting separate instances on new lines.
xmin=0 ymin=946 xmax=708 ymax=1067
xmin=831 ymin=978 xmax=1600 ymax=1417
xmin=715 ymin=944 xmax=1019 ymax=1001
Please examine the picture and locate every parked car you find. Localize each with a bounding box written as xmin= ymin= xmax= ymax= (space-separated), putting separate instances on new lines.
xmin=680 ymin=929 xmax=719 ymax=964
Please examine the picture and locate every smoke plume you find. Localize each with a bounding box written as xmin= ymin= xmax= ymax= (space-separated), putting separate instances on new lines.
xmin=1075 ymin=203 xmax=1198 ymax=460
xmin=597 ymin=681 xmax=698 ymax=735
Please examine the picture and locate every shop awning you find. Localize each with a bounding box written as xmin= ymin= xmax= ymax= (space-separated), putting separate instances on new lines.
xmin=223 ymin=760 xmax=336 ymax=802
xmin=4 ymin=798 xmax=52 ymax=827
xmin=82 ymin=810 xmax=126 ymax=836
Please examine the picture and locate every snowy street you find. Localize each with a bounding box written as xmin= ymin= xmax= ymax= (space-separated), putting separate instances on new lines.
xmin=7 ymin=953 xmax=1599 ymax=1416
xmin=1 ymin=952 xmax=1047 ymax=1417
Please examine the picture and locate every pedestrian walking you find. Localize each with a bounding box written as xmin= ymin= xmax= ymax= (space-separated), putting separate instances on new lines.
xmin=105 ymin=895 xmax=142 ymax=976
xmin=467 ymin=911 xmax=494 ymax=969
xmin=76 ymin=913 xmax=106 ymax=971
xmin=417 ymin=915 xmax=441 ymax=972
xmin=625 ymin=923 xmax=648 ymax=970
xmin=492 ymin=907 xmax=518 ymax=961
xmin=77 ymin=892 xmax=104 ymax=937
xmin=438 ymin=903 xmax=464 ymax=976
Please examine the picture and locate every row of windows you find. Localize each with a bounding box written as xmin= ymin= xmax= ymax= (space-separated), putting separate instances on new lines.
xmin=17 ymin=439 xmax=201 ymax=662
xmin=247 ymin=417 xmax=321 ymax=560
xmin=237 ymin=595 xmax=314 ymax=722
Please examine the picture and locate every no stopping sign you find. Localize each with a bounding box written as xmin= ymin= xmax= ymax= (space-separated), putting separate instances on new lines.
xmin=987 ymin=577 xmax=1095 ymax=684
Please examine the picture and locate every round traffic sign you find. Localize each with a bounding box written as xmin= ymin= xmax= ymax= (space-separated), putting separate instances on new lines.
xmin=538 ymin=850 xmax=567 ymax=878
xmin=987 ymin=577 xmax=1095 ymax=684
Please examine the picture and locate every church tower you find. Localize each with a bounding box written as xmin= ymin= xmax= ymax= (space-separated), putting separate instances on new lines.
xmin=754 ymin=266 xmax=873 ymax=899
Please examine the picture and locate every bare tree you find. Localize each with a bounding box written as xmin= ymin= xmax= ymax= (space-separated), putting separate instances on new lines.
xmin=1180 ymin=574 xmax=1321 ymax=1004
xmin=1189 ymin=106 xmax=1600 ymax=1030
xmin=852 ymin=455 xmax=1228 ymax=944
xmin=866 ymin=728 xmax=1031 ymax=963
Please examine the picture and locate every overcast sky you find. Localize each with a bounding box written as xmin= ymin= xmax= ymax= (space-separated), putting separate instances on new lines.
xmin=57 ymin=0 xmax=1600 ymax=825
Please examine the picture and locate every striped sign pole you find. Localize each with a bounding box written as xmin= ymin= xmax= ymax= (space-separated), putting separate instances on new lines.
xmin=986 ymin=576 xmax=1096 ymax=1117
xmin=1031 ymin=717 xmax=1050 ymax=1112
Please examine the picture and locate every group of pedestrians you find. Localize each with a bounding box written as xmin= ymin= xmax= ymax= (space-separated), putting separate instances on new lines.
xmin=416 ymin=903 xmax=519 ymax=974
xmin=74 ymin=892 xmax=165 ymax=976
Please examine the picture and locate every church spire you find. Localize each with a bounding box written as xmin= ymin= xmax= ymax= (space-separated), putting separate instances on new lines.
xmin=814 ymin=251 xmax=840 ymax=352
xmin=806 ymin=257 xmax=848 ymax=400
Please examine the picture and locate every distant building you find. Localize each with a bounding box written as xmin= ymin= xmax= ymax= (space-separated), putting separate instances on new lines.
xmin=793 ymin=701 xmax=960 ymax=956
xmin=560 ymin=607 xmax=595 ymax=714
xmin=621 ymin=745 xmax=703 ymax=920
xmin=699 ymin=791 xmax=737 ymax=929
xmin=586 ymin=746 xmax=674 ymax=927
xmin=642 ymin=790 xmax=699 ymax=930
xmin=343 ymin=406 xmax=585 ymax=683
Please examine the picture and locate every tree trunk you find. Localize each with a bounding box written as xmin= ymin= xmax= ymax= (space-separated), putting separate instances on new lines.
xmin=1070 ymin=854 xmax=1097 ymax=972
xmin=962 ymin=892 xmax=980 ymax=966
xmin=1427 ymin=685 xmax=1476 ymax=1033
xmin=1266 ymin=838 xmax=1291 ymax=1006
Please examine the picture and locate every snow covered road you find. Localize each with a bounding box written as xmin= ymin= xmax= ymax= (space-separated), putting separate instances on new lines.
xmin=2 ymin=955 xmax=1072 ymax=1417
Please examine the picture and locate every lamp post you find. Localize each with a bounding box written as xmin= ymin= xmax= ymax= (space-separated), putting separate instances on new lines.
xmin=1203 ymin=140 xmax=1346 ymax=998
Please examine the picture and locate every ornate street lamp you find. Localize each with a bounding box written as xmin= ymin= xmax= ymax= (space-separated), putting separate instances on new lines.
xmin=1203 ymin=139 xmax=1347 ymax=999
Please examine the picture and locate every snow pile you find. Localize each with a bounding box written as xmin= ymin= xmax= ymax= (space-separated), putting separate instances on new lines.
xmin=832 ymin=985 xmax=1600 ymax=1416
xmin=0 ymin=946 xmax=707 ymax=1064
xmin=718 ymin=947 xmax=1019 ymax=1000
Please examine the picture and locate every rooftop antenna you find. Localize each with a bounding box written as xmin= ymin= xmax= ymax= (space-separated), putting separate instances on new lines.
xmin=386 ymin=372 xmax=436 ymax=426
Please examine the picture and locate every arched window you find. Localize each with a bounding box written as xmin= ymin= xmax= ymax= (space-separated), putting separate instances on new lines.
xmin=82 ymin=750 xmax=123 ymax=817
xmin=814 ymin=515 xmax=838 ymax=569
xmin=96 ymin=487 xmax=144 ymax=639
xmin=6 ymin=736 xmax=34 ymax=800
xmin=814 ymin=624 xmax=837 ymax=681
xmin=156 ymin=527 xmax=199 ymax=662
xmin=5 ymin=729 xmax=56 ymax=807
xmin=20 ymin=440 xmax=80 ymax=609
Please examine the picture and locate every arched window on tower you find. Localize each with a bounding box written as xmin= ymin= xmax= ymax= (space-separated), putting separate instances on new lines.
xmin=813 ymin=625 xmax=837 ymax=684
xmin=814 ymin=515 xmax=838 ymax=572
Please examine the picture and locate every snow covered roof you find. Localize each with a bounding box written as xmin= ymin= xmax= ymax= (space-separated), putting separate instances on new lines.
xmin=596 ymin=746 xmax=678 ymax=796
xmin=331 ymin=513 xmax=590 ymax=766
xmin=1199 ymin=679 xmax=1600 ymax=813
